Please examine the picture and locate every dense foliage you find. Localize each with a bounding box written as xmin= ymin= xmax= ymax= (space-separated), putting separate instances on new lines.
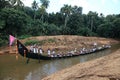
xmin=0 ymin=0 xmax=120 ymax=46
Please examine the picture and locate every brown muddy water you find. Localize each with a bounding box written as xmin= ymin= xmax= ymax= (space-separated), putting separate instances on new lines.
xmin=0 ymin=44 xmax=120 ymax=80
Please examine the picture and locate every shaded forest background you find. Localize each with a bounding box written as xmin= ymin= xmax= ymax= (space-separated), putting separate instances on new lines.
xmin=0 ymin=0 xmax=120 ymax=46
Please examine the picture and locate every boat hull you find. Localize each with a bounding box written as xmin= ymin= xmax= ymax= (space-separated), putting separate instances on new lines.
xmin=17 ymin=40 xmax=110 ymax=60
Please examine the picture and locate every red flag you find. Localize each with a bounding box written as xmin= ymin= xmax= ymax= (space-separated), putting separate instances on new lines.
xmin=9 ymin=35 xmax=16 ymax=46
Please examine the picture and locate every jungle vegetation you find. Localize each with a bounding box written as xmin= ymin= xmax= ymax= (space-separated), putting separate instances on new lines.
xmin=0 ymin=0 xmax=120 ymax=46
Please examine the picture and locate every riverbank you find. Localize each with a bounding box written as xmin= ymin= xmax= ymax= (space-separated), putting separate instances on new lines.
xmin=0 ymin=35 xmax=119 ymax=80
xmin=0 ymin=35 xmax=119 ymax=55
xmin=42 ymin=48 xmax=120 ymax=80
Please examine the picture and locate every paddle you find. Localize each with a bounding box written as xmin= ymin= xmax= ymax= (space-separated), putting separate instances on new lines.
xmin=26 ymin=58 xmax=30 ymax=64
xmin=38 ymin=54 xmax=40 ymax=63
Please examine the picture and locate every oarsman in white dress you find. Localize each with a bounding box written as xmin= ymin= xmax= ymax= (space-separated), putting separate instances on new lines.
xmin=39 ymin=48 xmax=43 ymax=55
xmin=30 ymin=45 xmax=33 ymax=52
xmin=51 ymin=49 xmax=56 ymax=57
xmin=74 ymin=48 xmax=77 ymax=54
xmin=36 ymin=46 xmax=39 ymax=53
xmin=93 ymin=42 xmax=97 ymax=47
xmin=47 ymin=48 xmax=51 ymax=56
xmin=33 ymin=46 xmax=36 ymax=53
xmin=52 ymin=49 xmax=55 ymax=54
xmin=82 ymin=47 xmax=85 ymax=51
xmin=33 ymin=44 xmax=36 ymax=53
xmin=33 ymin=44 xmax=39 ymax=53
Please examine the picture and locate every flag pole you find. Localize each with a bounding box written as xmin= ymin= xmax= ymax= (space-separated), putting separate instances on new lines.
xmin=9 ymin=45 xmax=12 ymax=54
xmin=9 ymin=35 xmax=17 ymax=59
xmin=16 ymin=39 xmax=18 ymax=60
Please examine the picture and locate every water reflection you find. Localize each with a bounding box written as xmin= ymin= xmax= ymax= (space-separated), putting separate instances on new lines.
xmin=0 ymin=44 xmax=119 ymax=80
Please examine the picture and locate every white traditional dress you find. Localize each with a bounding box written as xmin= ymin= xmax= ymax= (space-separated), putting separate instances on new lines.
xmin=48 ymin=49 xmax=51 ymax=55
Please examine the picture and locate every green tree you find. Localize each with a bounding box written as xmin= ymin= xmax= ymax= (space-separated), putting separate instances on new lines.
xmin=67 ymin=13 xmax=84 ymax=35
xmin=86 ymin=11 xmax=103 ymax=33
xmin=40 ymin=0 xmax=50 ymax=23
xmin=77 ymin=27 xmax=96 ymax=36
xmin=61 ymin=4 xmax=72 ymax=27
xmin=9 ymin=0 xmax=24 ymax=10
xmin=38 ymin=6 xmax=46 ymax=22
xmin=72 ymin=6 xmax=82 ymax=15
xmin=48 ymin=12 xmax=64 ymax=26
xmin=60 ymin=25 xmax=71 ymax=35
xmin=105 ymin=15 xmax=116 ymax=22
xmin=40 ymin=0 xmax=50 ymax=8
xmin=97 ymin=22 xmax=114 ymax=38
xmin=27 ymin=20 xmax=44 ymax=36
xmin=32 ymin=0 xmax=38 ymax=21
xmin=23 ymin=6 xmax=34 ymax=19
xmin=0 ymin=0 xmax=10 ymax=10
xmin=112 ymin=18 xmax=120 ymax=38
xmin=44 ymin=24 xmax=60 ymax=35
xmin=0 ymin=8 xmax=30 ymax=36
xmin=0 ymin=20 xmax=5 ymax=29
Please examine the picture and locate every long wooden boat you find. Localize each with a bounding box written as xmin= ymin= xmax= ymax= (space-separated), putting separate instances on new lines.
xmin=17 ymin=40 xmax=111 ymax=60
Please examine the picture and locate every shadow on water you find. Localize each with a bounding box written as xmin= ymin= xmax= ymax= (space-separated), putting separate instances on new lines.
xmin=0 ymin=44 xmax=120 ymax=80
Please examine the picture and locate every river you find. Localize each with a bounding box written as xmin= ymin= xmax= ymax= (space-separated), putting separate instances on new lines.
xmin=0 ymin=44 xmax=119 ymax=80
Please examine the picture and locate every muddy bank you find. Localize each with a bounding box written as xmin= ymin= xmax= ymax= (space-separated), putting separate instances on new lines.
xmin=42 ymin=48 xmax=120 ymax=80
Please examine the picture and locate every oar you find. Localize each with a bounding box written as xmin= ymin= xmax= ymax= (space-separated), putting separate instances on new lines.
xmin=23 ymin=50 xmax=30 ymax=64
xmin=26 ymin=58 xmax=30 ymax=64
xmin=38 ymin=54 xmax=40 ymax=63
xmin=16 ymin=54 xmax=18 ymax=60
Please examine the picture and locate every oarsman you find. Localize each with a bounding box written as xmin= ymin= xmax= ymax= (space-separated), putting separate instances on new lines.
xmin=36 ymin=46 xmax=39 ymax=53
xmin=74 ymin=48 xmax=77 ymax=54
xmin=51 ymin=49 xmax=55 ymax=57
xmin=33 ymin=44 xmax=39 ymax=53
xmin=33 ymin=44 xmax=36 ymax=53
xmin=71 ymin=50 xmax=74 ymax=55
xmin=39 ymin=47 xmax=43 ymax=55
xmin=52 ymin=49 xmax=55 ymax=54
xmin=82 ymin=47 xmax=85 ymax=51
xmin=33 ymin=46 xmax=36 ymax=53
xmin=30 ymin=45 xmax=33 ymax=52
xmin=47 ymin=48 xmax=51 ymax=56
xmin=93 ymin=42 xmax=97 ymax=47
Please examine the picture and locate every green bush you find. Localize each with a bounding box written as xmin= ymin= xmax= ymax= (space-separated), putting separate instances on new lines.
xmin=24 ymin=38 xmax=56 ymax=46
xmin=46 ymin=38 xmax=56 ymax=43
xmin=19 ymin=35 xmax=32 ymax=39
xmin=0 ymin=38 xmax=7 ymax=47
xmin=24 ymin=40 xmax=40 ymax=46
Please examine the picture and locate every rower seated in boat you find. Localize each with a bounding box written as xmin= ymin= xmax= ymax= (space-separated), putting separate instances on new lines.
xmin=67 ymin=52 xmax=72 ymax=56
xmin=92 ymin=48 xmax=96 ymax=52
xmin=80 ymin=50 xmax=83 ymax=54
xmin=98 ymin=46 xmax=102 ymax=50
xmin=58 ymin=52 xmax=63 ymax=57
xmin=74 ymin=48 xmax=79 ymax=55
xmin=50 ymin=49 xmax=57 ymax=57
xmin=70 ymin=50 xmax=74 ymax=55
xmin=105 ymin=44 xmax=111 ymax=48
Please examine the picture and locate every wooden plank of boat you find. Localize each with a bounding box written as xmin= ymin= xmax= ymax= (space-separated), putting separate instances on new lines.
xmin=17 ymin=40 xmax=110 ymax=60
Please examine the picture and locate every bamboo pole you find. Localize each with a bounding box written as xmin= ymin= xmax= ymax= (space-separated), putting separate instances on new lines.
xmin=16 ymin=40 xmax=18 ymax=60
xmin=24 ymin=50 xmax=26 ymax=58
